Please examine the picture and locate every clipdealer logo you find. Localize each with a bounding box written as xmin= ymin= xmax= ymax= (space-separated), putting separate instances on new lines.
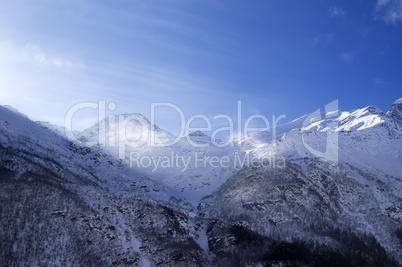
xmin=63 ymin=99 xmax=339 ymax=171
xmin=128 ymin=151 xmax=285 ymax=172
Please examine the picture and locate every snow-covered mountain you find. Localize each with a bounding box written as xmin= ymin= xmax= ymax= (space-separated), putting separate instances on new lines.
xmin=73 ymin=114 xmax=242 ymax=202
xmin=1 ymin=99 xmax=401 ymax=266
xmin=0 ymin=106 xmax=206 ymax=266
xmin=387 ymin=98 xmax=402 ymax=126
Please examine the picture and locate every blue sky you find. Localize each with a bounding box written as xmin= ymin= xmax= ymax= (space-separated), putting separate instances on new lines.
xmin=0 ymin=0 xmax=401 ymax=136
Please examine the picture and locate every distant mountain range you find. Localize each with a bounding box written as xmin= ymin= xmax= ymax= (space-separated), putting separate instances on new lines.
xmin=1 ymin=99 xmax=401 ymax=266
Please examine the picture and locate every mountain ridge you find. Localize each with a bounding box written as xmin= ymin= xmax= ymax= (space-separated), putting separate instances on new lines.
xmin=0 ymin=100 xmax=401 ymax=265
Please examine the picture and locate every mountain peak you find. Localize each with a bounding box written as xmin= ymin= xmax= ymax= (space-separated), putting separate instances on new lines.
xmin=363 ymin=105 xmax=384 ymax=114
xmin=392 ymin=98 xmax=402 ymax=105
xmin=0 ymin=105 xmax=29 ymax=120
xmin=184 ymin=130 xmax=212 ymax=145
xmin=386 ymin=98 xmax=402 ymax=124
xmin=188 ymin=130 xmax=208 ymax=137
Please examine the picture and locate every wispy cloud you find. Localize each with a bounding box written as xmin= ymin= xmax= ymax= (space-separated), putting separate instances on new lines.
xmin=23 ymin=43 xmax=76 ymax=68
xmin=0 ymin=39 xmax=236 ymax=132
xmin=329 ymin=6 xmax=346 ymax=17
xmin=373 ymin=78 xmax=386 ymax=85
xmin=311 ymin=33 xmax=333 ymax=47
xmin=0 ymin=41 xmax=80 ymax=69
xmin=0 ymin=40 xmax=86 ymax=124
xmin=93 ymin=3 xmax=233 ymax=55
xmin=340 ymin=52 xmax=353 ymax=63
xmin=375 ymin=0 xmax=402 ymax=23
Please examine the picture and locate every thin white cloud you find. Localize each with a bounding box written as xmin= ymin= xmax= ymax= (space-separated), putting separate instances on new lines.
xmin=340 ymin=52 xmax=353 ymax=63
xmin=23 ymin=43 xmax=75 ymax=68
xmin=329 ymin=6 xmax=346 ymax=17
xmin=375 ymin=0 xmax=402 ymax=23
xmin=311 ymin=33 xmax=333 ymax=47
xmin=0 ymin=41 xmax=79 ymax=69
xmin=92 ymin=3 xmax=233 ymax=54
xmin=373 ymin=78 xmax=386 ymax=85
xmin=0 ymin=39 xmax=239 ymax=133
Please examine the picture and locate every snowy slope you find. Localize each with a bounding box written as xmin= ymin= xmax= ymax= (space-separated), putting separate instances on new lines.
xmin=73 ymin=115 xmax=244 ymax=203
xmin=249 ymin=104 xmax=401 ymax=177
xmin=0 ymin=105 xmax=209 ymax=266
xmin=199 ymin=101 xmax=402 ymax=263
xmin=1 ymin=99 xmax=402 ymax=265
xmin=65 ymin=100 xmax=401 ymax=210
